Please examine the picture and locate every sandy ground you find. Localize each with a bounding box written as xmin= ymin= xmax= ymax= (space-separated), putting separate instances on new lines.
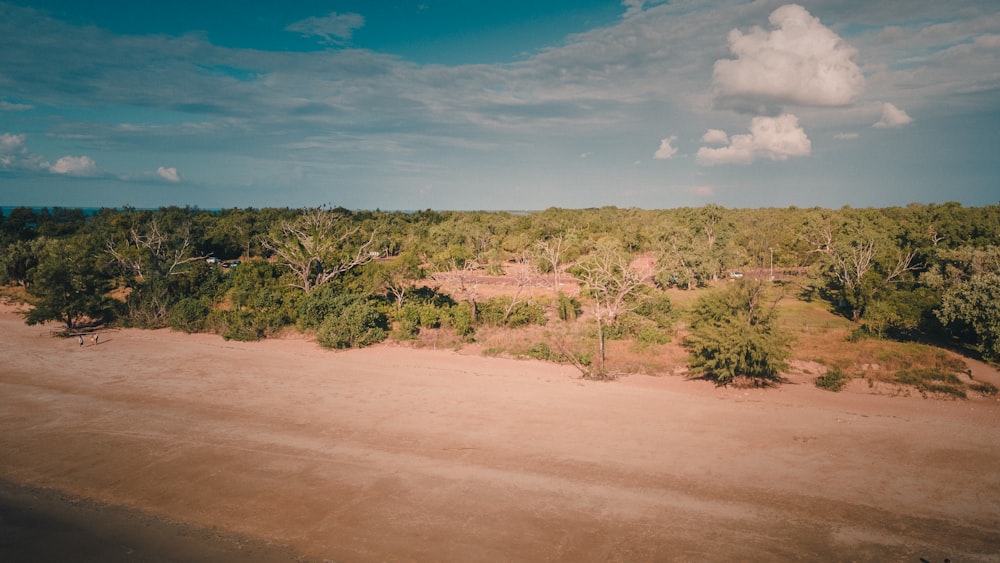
xmin=1 ymin=303 xmax=999 ymax=562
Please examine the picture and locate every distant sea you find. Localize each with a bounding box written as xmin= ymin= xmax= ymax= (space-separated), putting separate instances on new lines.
xmin=0 ymin=206 xmax=216 ymax=217
xmin=1 ymin=206 xmax=539 ymax=216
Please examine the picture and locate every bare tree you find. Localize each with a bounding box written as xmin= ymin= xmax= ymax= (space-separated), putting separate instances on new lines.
xmin=107 ymin=217 xmax=204 ymax=281
xmin=573 ymin=242 xmax=647 ymax=378
xmin=808 ymin=223 xmax=921 ymax=321
xmin=534 ymin=235 xmax=568 ymax=293
xmin=501 ymin=252 xmax=538 ymax=324
xmin=262 ymin=207 xmax=378 ymax=292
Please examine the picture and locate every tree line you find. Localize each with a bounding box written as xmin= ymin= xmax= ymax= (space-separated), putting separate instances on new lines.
xmin=2 ymin=203 xmax=998 ymax=381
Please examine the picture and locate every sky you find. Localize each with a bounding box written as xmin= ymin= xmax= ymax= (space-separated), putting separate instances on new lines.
xmin=1 ymin=0 xmax=998 ymax=211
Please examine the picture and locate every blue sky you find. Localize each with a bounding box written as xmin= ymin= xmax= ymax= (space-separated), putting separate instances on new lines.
xmin=1 ymin=1 xmax=998 ymax=210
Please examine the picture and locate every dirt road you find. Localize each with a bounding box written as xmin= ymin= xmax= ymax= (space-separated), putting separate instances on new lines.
xmin=1 ymin=307 xmax=998 ymax=561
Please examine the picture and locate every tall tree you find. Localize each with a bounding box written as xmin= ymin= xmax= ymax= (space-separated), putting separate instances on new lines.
xmin=937 ymin=273 xmax=1000 ymax=361
xmin=23 ymin=235 xmax=114 ymax=330
xmin=262 ymin=207 xmax=379 ymax=292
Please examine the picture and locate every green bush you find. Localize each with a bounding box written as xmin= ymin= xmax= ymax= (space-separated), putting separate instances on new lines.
xmin=684 ymin=280 xmax=792 ymax=386
xmin=556 ymin=292 xmax=581 ymax=322
xmin=815 ymin=368 xmax=851 ymax=392
xmin=519 ymin=342 xmax=558 ymax=361
xmin=636 ymin=322 xmax=670 ymax=346
xmin=634 ymin=290 xmax=673 ymax=328
xmin=168 ymin=297 xmax=210 ymax=333
xmin=894 ymin=368 xmax=966 ymax=398
xmin=316 ymin=299 xmax=388 ymax=349
xmin=209 ymin=309 xmax=265 ymax=341
xmin=447 ymin=302 xmax=476 ymax=340
xmin=970 ymin=381 xmax=998 ymax=396
xmin=477 ymin=296 xmax=547 ymax=328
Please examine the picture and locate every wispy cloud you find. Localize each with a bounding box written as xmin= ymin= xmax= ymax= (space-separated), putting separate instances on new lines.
xmin=1 ymin=100 xmax=33 ymax=111
xmin=0 ymin=1 xmax=996 ymax=208
xmin=285 ymin=12 xmax=365 ymax=45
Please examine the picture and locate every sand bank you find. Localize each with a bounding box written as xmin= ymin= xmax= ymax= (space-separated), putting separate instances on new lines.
xmin=1 ymin=304 xmax=998 ymax=561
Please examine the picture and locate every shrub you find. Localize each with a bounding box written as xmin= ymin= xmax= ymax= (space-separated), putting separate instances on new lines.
xmin=209 ymin=309 xmax=264 ymax=341
xmin=556 ymin=292 xmax=581 ymax=322
xmin=635 ymin=322 xmax=670 ymax=346
xmin=296 ymin=284 xmax=344 ymax=330
xmin=970 ymin=381 xmax=999 ymax=396
xmin=168 ymin=297 xmax=210 ymax=333
xmin=447 ymin=302 xmax=476 ymax=340
xmin=634 ymin=290 xmax=673 ymax=328
xmin=316 ymin=299 xmax=388 ymax=349
xmin=894 ymin=368 xmax=966 ymax=399
xmin=684 ymin=280 xmax=792 ymax=386
xmin=815 ymin=368 xmax=851 ymax=392
xmin=475 ymin=297 xmax=546 ymax=328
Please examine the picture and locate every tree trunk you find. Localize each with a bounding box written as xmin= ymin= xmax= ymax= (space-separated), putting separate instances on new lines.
xmin=596 ymin=315 xmax=605 ymax=376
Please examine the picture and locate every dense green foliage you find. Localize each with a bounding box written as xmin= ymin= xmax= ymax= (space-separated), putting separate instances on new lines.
xmin=684 ymin=279 xmax=792 ymax=386
xmin=22 ymin=234 xmax=115 ymax=330
xmin=936 ymin=273 xmax=1000 ymax=360
xmin=2 ymin=203 xmax=999 ymax=377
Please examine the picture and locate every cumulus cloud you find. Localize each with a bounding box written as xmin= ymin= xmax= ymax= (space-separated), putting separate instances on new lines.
xmin=653 ymin=136 xmax=678 ymax=159
xmin=1 ymin=132 xmax=26 ymax=152
xmin=286 ymin=11 xmax=364 ymax=44
xmin=701 ymin=129 xmax=729 ymax=145
xmin=49 ymin=155 xmax=98 ymax=176
xmin=696 ymin=113 xmax=811 ymax=166
xmin=712 ymin=4 xmax=864 ymax=109
xmin=0 ymin=133 xmax=26 ymax=167
xmin=157 ymin=166 xmax=181 ymax=182
xmin=873 ymin=102 xmax=913 ymax=128
xmin=0 ymin=132 xmax=48 ymax=171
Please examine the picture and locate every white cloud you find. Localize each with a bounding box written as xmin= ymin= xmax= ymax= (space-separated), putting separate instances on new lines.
xmin=1 ymin=133 xmax=26 ymax=152
xmin=712 ymin=4 xmax=864 ymax=109
xmin=1 ymin=101 xmax=33 ymax=112
xmin=0 ymin=133 xmax=26 ymax=167
xmin=620 ymin=0 xmax=666 ymax=18
xmin=0 ymin=132 xmax=48 ymax=171
xmin=157 ymin=166 xmax=181 ymax=182
xmin=621 ymin=0 xmax=645 ymax=18
xmin=701 ymin=129 xmax=729 ymax=145
xmin=653 ymin=136 xmax=678 ymax=159
xmin=693 ymin=185 xmax=715 ymax=197
xmin=873 ymin=102 xmax=913 ymax=128
xmin=834 ymin=132 xmax=860 ymax=140
xmin=696 ymin=113 xmax=811 ymax=166
xmin=49 ymin=155 xmax=98 ymax=176
xmin=286 ymin=12 xmax=364 ymax=44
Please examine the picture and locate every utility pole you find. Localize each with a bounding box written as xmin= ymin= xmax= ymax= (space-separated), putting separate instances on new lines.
xmin=769 ymin=247 xmax=774 ymax=281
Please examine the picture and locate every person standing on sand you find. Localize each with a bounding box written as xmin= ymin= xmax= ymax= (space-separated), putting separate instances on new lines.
xmin=78 ymin=335 xmax=83 ymax=347
xmin=92 ymin=334 xmax=98 ymax=346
